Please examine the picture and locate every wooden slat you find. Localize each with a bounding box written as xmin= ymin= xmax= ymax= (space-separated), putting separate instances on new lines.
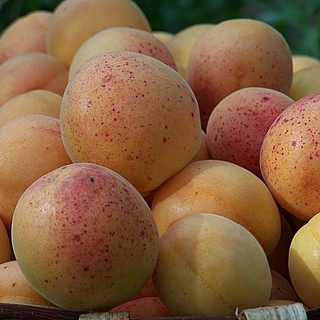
xmin=0 ymin=302 xmax=318 ymax=320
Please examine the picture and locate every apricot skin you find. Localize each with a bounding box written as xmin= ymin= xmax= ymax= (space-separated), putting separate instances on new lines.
xmin=46 ymin=0 xmax=151 ymax=68
xmin=11 ymin=162 xmax=160 ymax=312
xmin=260 ymin=92 xmax=320 ymax=221
xmin=153 ymin=213 xmax=272 ymax=316
xmin=186 ymin=18 xmax=293 ymax=128
xmin=0 ymin=52 xmax=68 ymax=107
xmin=0 ymin=11 xmax=52 ymax=64
xmin=61 ymin=51 xmax=202 ymax=195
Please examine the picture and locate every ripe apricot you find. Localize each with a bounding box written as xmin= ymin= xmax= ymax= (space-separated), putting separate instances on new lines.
xmin=152 ymin=159 xmax=281 ymax=255
xmin=187 ymin=18 xmax=292 ymax=128
xmin=46 ymin=0 xmax=151 ymax=67
xmin=0 ymin=89 xmax=61 ymax=127
xmin=0 ymin=115 xmax=71 ymax=230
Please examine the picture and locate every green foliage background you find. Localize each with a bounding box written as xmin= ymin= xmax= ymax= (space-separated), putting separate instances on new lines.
xmin=0 ymin=0 xmax=320 ymax=58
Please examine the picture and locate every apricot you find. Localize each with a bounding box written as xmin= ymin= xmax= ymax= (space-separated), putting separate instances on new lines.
xmin=108 ymin=297 xmax=171 ymax=317
xmin=61 ymin=51 xmax=202 ymax=195
xmin=0 ymin=261 xmax=55 ymax=307
xmin=166 ymin=23 xmax=213 ymax=71
xmin=69 ymin=26 xmax=177 ymax=79
xmin=260 ymin=92 xmax=320 ymax=221
xmin=0 ymin=89 xmax=61 ymax=127
xmin=292 ymin=54 xmax=320 ymax=73
xmin=290 ymin=65 xmax=320 ymax=101
xmin=11 ymin=162 xmax=159 ymax=311
xmin=0 ymin=52 xmax=68 ymax=107
xmin=46 ymin=0 xmax=151 ymax=68
xmin=151 ymin=159 xmax=281 ymax=255
xmin=0 ymin=217 xmax=11 ymax=264
xmin=289 ymin=212 xmax=320 ymax=308
xmin=206 ymin=87 xmax=294 ymax=177
xmin=0 ymin=11 xmax=52 ymax=64
xmin=0 ymin=115 xmax=72 ymax=230
xmin=270 ymin=269 xmax=299 ymax=302
xmin=186 ymin=18 xmax=293 ymax=128
xmin=153 ymin=213 xmax=272 ymax=316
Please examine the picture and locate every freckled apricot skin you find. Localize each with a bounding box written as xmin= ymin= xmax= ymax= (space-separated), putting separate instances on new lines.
xmin=260 ymin=92 xmax=320 ymax=221
xmin=206 ymin=87 xmax=294 ymax=177
xmin=186 ymin=19 xmax=293 ymax=128
xmin=11 ymin=162 xmax=159 ymax=312
xmin=0 ymin=260 xmax=55 ymax=307
xmin=69 ymin=26 xmax=177 ymax=79
xmin=60 ymin=51 xmax=202 ymax=195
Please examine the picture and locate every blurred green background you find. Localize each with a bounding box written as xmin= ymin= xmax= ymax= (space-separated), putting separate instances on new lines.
xmin=0 ymin=0 xmax=320 ymax=58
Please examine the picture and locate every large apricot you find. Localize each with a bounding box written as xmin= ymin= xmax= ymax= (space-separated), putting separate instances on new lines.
xmin=186 ymin=18 xmax=292 ymax=128
xmin=11 ymin=162 xmax=159 ymax=311
xmin=260 ymin=92 xmax=320 ymax=221
xmin=151 ymin=159 xmax=281 ymax=255
xmin=46 ymin=0 xmax=151 ymax=68
xmin=0 ymin=115 xmax=72 ymax=230
xmin=60 ymin=51 xmax=202 ymax=195
xmin=153 ymin=213 xmax=272 ymax=316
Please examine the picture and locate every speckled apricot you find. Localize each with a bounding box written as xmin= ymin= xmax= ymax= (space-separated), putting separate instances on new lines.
xmin=0 ymin=260 xmax=55 ymax=307
xmin=61 ymin=51 xmax=202 ymax=195
xmin=69 ymin=26 xmax=177 ymax=79
xmin=186 ymin=18 xmax=293 ymax=128
xmin=11 ymin=162 xmax=159 ymax=311
xmin=206 ymin=87 xmax=294 ymax=177
xmin=260 ymin=92 xmax=320 ymax=221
